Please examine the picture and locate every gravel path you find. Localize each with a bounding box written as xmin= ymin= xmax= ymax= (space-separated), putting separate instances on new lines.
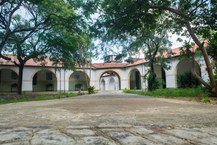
xmin=0 ymin=91 xmax=217 ymax=144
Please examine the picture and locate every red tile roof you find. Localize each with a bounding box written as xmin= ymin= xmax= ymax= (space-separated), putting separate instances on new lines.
xmin=0 ymin=56 xmax=61 ymax=67
xmin=91 ymin=63 xmax=128 ymax=68
xmin=0 ymin=41 xmax=207 ymax=69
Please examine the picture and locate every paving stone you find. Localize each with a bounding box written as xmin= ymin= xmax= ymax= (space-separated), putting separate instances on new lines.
xmin=31 ymin=129 xmax=75 ymax=145
xmin=166 ymin=128 xmax=217 ymax=145
xmin=98 ymin=124 xmax=132 ymax=128
xmin=67 ymin=125 xmax=91 ymax=129
xmin=200 ymin=128 xmax=217 ymax=136
xmin=101 ymin=128 xmax=124 ymax=134
xmin=78 ymin=136 xmax=116 ymax=145
xmin=0 ymin=92 xmax=217 ymax=145
xmin=1 ymin=141 xmax=29 ymax=145
xmin=0 ymin=127 xmax=31 ymax=143
xmin=147 ymin=133 xmax=189 ymax=145
xmin=129 ymin=126 xmax=154 ymax=135
xmin=66 ymin=129 xmax=95 ymax=136
xmin=197 ymin=128 xmax=217 ymax=145
xmin=109 ymin=131 xmax=157 ymax=145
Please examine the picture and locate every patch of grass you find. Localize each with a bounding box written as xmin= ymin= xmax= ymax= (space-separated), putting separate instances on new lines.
xmin=123 ymin=88 xmax=214 ymax=103
xmin=124 ymin=88 xmax=209 ymax=98
xmin=0 ymin=93 xmax=77 ymax=104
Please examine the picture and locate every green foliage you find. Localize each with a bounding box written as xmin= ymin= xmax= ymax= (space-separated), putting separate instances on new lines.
xmin=90 ymin=0 xmax=217 ymax=95
xmin=207 ymin=32 xmax=217 ymax=62
xmin=88 ymin=86 xmax=96 ymax=94
xmin=90 ymin=1 xmax=173 ymax=92
xmin=177 ymin=72 xmax=201 ymax=88
xmin=144 ymin=70 xmax=160 ymax=91
xmin=0 ymin=93 xmax=77 ymax=104
xmin=125 ymin=57 xmax=134 ymax=64
xmin=0 ymin=0 xmax=92 ymax=68
xmin=0 ymin=0 xmax=92 ymax=94
xmin=202 ymin=96 xmax=211 ymax=103
xmin=123 ymin=87 xmax=209 ymax=98
xmin=205 ymin=31 xmax=217 ymax=94
xmin=124 ymin=88 xmax=213 ymax=103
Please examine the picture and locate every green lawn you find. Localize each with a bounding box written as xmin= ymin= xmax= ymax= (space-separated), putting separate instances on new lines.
xmin=123 ymin=88 xmax=215 ymax=103
xmin=0 ymin=93 xmax=77 ymax=104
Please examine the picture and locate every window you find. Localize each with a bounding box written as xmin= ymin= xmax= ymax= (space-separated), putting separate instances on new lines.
xmin=11 ymin=71 xmax=17 ymax=80
xmin=33 ymin=74 xmax=37 ymax=85
xmin=46 ymin=72 xmax=53 ymax=80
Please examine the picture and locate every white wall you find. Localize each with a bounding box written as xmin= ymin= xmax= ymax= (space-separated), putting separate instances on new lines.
xmin=165 ymin=59 xmax=179 ymax=88
xmin=100 ymin=75 xmax=119 ymax=90
xmin=0 ymin=55 xmax=210 ymax=92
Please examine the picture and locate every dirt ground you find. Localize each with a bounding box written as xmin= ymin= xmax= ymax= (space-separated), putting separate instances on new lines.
xmin=0 ymin=91 xmax=217 ymax=145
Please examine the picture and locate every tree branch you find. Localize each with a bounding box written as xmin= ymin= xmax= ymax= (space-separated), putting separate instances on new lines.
xmin=0 ymin=0 xmax=7 ymax=6
xmin=0 ymin=53 xmax=11 ymax=61
xmin=6 ymin=0 xmax=23 ymax=33
xmin=189 ymin=0 xmax=208 ymax=16
xmin=0 ymin=1 xmax=23 ymax=51
xmin=149 ymin=5 xmax=189 ymax=20
xmin=191 ymin=56 xmax=211 ymax=89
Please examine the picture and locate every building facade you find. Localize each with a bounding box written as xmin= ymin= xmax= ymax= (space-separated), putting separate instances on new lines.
xmin=0 ymin=48 xmax=209 ymax=92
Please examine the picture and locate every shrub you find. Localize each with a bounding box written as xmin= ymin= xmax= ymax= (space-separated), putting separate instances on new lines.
xmin=88 ymin=86 xmax=96 ymax=94
xmin=144 ymin=71 xmax=161 ymax=91
xmin=177 ymin=72 xmax=200 ymax=88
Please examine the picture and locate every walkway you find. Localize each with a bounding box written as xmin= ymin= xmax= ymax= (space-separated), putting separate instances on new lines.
xmin=0 ymin=91 xmax=217 ymax=144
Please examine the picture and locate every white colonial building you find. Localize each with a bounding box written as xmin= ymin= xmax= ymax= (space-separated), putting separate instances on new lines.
xmin=0 ymin=47 xmax=209 ymax=93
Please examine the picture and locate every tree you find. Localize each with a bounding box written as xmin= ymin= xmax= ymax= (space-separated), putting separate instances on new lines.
xmin=125 ymin=28 xmax=172 ymax=90
xmin=91 ymin=0 xmax=172 ymax=91
xmin=207 ymin=31 xmax=217 ymax=66
xmin=92 ymin=0 xmax=217 ymax=95
xmin=147 ymin=0 xmax=217 ymax=95
xmin=0 ymin=0 xmax=90 ymax=94
xmin=207 ymin=31 xmax=217 ymax=85
xmin=143 ymin=35 xmax=172 ymax=91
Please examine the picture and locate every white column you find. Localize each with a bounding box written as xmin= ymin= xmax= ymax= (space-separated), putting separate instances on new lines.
xmin=165 ymin=60 xmax=179 ymax=88
xmin=22 ymin=67 xmax=33 ymax=92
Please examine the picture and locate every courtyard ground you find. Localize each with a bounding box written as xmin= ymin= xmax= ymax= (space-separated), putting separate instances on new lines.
xmin=0 ymin=91 xmax=217 ymax=145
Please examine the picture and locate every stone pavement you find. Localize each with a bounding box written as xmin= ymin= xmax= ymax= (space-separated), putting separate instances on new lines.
xmin=1 ymin=125 xmax=217 ymax=145
xmin=0 ymin=91 xmax=217 ymax=145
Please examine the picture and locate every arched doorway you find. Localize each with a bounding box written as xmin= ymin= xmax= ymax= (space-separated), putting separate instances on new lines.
xmin=32 ymin=70 xmax=57 ymax=92
xmin=176 ymin=59 xmax=201 ymax=88
xmin=129 ymin=69 xmax=141 ymax=90
xmin=109 ymin=77 xmax=116 ymax=90
xmin=69 ymin=71 xmax=89 ymax=91
xmin=100 ymin=79 xmax=105 ymax=90
xmin=154 ymin=64 xmax=166 ymax=89
xmin=0 ymin=69 xmax=18 ymax=92
xmin=100 ymin=71 xmax=121 ymax=91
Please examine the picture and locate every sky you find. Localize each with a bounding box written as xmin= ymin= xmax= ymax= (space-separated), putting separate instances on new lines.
xmin=16 ymin=4 xmax=192 ymax=64
xmin=91 ymin=33 xmax=192 ymax=63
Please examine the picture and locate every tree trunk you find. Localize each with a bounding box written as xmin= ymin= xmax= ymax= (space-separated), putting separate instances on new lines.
xmin=191 ymin=55 xmax=211 ymax=89
xmin=149 ymin=5 xmax=217 ymax=96
xmin=148 ymin=61 xmax=157 ymax=91
xmin=184 ymin=20 xmax=217 ymax=96
xmin=17 ymin=64 xmax=24 ymax=95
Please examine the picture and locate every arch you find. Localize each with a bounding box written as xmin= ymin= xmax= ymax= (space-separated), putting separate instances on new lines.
xmin=109 ymin=77 xmax=116 ymax=90
xmin=0 ymin=68 xmax=18 ymax=92
xmin=69 ymin=71 xmax=89 ymax=91
xmin=154 ymin=64 xmax=166 ymax=89
xmin=100 ymin=79 xmax=105 ymax=90
xmin=99 ymin=70 xmax=121 ymax=90
xmin=129 ymin=68 xmax=141 ymax=90
xmin=32 ymin=70 xmax=57 ymax=92
xmin=176 ymin=59 xmax=201 ymax=88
